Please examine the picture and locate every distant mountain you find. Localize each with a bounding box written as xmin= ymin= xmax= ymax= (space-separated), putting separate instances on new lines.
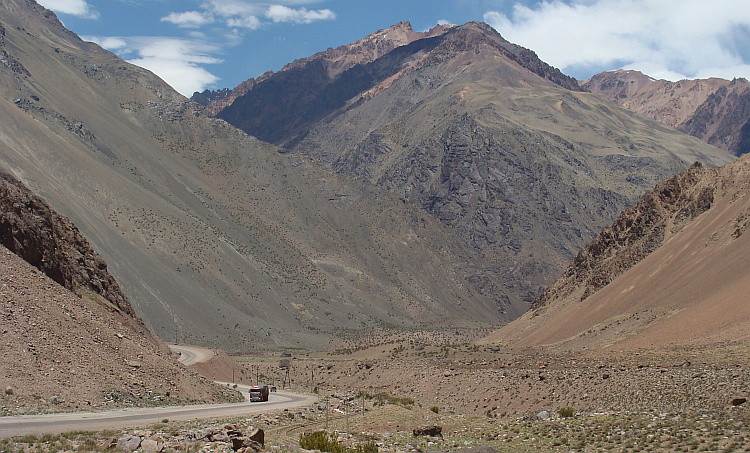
xmin=0 ymin=0 xmax=509 ymax=350
xmin=191 ymin=87 xmax=231 ymax=107
xmin=194 ymin=21 xmax=452 ymax=116
xmin=584 ymin=70 xmax=750 ymax=156
xmin=0 ymin=171 xmax=238 ymax=413
xmin=482 ymin=153 xmax=750 ymax=351
xmin=214 ymin=21 xmax=732 ymax=313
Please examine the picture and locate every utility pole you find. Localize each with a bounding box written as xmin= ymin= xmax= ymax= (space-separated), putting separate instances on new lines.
xmin=325 ymin=396 xmax=329 ymax=430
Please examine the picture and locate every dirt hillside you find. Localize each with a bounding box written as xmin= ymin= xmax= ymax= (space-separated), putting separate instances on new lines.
xmin=0 ymin=172 xmax=240 ymax=415
xmin=481 ymin=153 xmax=750 ymax=352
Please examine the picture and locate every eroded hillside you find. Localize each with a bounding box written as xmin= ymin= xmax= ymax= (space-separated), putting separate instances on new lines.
xmin=0 ymin=171 xmax=239 ymax=414
xmin=484 ymin=153 xmax=750 ymax=351
xmin=0 ymin=0 xmax=508 ymax=350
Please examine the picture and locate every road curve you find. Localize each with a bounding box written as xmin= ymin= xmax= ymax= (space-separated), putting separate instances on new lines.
xmin=169 ymin=344 xmax=217 ymax=366
xmin=0 ymin=389 xmax=317 ymax=438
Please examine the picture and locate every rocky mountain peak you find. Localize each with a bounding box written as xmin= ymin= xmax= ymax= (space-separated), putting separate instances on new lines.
xmin=195 ymin=21 xmax=453 ymax=114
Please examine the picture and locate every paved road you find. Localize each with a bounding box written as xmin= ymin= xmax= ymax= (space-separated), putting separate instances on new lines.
xmin=169 ymin=344 xmax=216 ymax=366
xmin=0 ymin=346 xmax=317 ymax=438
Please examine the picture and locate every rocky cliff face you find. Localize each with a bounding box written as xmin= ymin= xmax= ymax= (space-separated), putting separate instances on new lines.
xmin=585 ymin=70 xmax=750 ymax=156
xmin=196 ymin=21 xmax=450 ymax=117
xmin=679 ymin=78 xmax=750 ymax=156
xmin=0 ymin=170 xmax=133 ymax=316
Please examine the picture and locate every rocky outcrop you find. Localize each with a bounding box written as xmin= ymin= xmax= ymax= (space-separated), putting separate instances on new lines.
xmin=531 ymin=162 xmax=714 ymax=309
xmin=0 ymin=170 xmax=133 ymax=315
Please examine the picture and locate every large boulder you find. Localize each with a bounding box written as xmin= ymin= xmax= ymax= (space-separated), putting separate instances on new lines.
xmin=116 ymin=434 xmax=141 ymax=452
xmin=413 ymin=425 xmax=442 ymax=437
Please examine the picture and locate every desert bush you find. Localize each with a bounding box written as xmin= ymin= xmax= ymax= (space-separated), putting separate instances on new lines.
xmin=299 ymin=431 xmax=376 ymax=453
xmin=430 ymin=406 xmax=439 ymax=414
xmin=558 ymin=407 xmax=575 ymax=418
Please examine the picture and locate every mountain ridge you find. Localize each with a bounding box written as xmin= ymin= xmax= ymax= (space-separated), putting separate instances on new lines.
xmin=584 ymin=69 xmax=750 ymax=156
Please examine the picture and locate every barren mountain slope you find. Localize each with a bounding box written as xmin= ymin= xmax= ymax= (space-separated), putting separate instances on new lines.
xmin=218 ymin=21 xmax=732 ymax=310
xmin=585 ymin=70 xmax=750 ymax=156
xmin=482 ymin=154 xmax=750 ymax=352
xmin=195 ymin=21 xmax=453 ymax=116
xmin=0 ymin=0 xmax=509 ymax=351
xmin=0 ymin=172 xmax=239 ymax=415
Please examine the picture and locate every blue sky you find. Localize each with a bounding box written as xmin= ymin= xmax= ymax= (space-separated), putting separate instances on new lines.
xmin=38 ymin=0 xmax=750 ymax=97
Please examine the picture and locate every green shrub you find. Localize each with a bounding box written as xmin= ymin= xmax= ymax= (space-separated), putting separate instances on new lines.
xmin=300 ymin=431 xmax=345 ymax=453
xmin=430 ymin=406 xmax=440 ymax=414
xmin=558 ymin=407 xmax=575 ymax=418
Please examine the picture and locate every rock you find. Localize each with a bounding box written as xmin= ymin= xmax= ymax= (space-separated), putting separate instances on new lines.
xmin=210 ymin=433 xmax=231 ymax=443
xmin=4 ymin=386 xmax=13 ymax=395
xmin=231 ymin=437 xmax=262 ymax=452
xmin=196 ymin=427 xmax=218 ymax=440
xmin=413 ymin=425 xmax=442 ymax=437
xmin=731 ymin=397 xmax=747 ymax=406
xmin=536 ymin=410 xmax=550 ymax=420
xmin=116 ymin=434 xmax=141 ymax=452
xmin=246 ymin=427 xmax=264 ymax=445
xmin=140 ymin=439 xmax=161 ymax=453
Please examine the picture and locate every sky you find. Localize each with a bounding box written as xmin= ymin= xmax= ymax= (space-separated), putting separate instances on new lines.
xmin=37 ymin=0 xmax=750 ymax=97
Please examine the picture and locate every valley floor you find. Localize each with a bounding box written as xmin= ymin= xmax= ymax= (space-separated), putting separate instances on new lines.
xmin=4 ymin=335 xmax=750 ymax=452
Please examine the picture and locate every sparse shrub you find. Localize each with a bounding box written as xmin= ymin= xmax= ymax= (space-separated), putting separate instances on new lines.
xmin=430 ymin=406 xmax=439 ymax=414
xmin=299 ymin=431 xmax=377 ymax=453
xmin=558 ymin=407 xmax=575 ymax=418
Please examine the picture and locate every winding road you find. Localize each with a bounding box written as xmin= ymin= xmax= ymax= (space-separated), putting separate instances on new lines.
xmin=0 ymin=345 xmax=317 ymax=438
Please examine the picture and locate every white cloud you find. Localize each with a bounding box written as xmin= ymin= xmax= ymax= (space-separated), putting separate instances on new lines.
xmin=201 ymin=0 xmax=269 ymax=19
xmin=196 ymin=1 xmax=335 ymax=29
xmin=265 ymin=5 xmax=335 ymax=24
xmin=37 ymin=0 xmax=98 ymax=19
xmin=85 ymin=36 xmax=127 ymax=51
xmin=161 ymin=11 xmax=215 ymax=28
xmin=226 ymin=15 xmax=262 ymax=29
xmin=85 ymin=36 xmax=222 ymax=96
xmin=484 ymin=0 xmax=750 ymax=81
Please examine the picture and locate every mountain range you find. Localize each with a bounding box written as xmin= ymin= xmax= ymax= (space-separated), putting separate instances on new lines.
xmin=0 ymin=0 xmax=738 ymax=353
xmin=584 ymin=70 xmax=750 ymax=157
xmin=0 ymin=1 xmax=509 ymax=351
xmin=204 ymin=21 xmax=732 ymax=325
